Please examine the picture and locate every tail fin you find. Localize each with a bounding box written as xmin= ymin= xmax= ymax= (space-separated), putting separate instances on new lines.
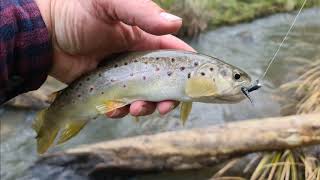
xmin=32 ymin=110 xmax=88 ymax=154
xmin=32 ymin=109 xmax=60 ymax=154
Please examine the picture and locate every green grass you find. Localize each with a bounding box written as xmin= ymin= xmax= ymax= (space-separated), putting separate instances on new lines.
xmin=155 ymin=0 xmax=320 ymax=36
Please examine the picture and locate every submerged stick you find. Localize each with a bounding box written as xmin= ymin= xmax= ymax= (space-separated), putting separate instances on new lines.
xmin=34 ymin=113 xmax=320 ymax=177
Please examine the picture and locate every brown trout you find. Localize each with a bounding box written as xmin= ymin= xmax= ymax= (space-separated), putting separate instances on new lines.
xmin=33 ymin=50 xmax=252 ymax=154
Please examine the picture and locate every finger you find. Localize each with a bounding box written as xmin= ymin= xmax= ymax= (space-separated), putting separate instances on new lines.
xmin=106 ymin=105 xmax=130 ymax=118
xmin=130 ymin=101 xmax=156 ymax=116
xmin=157 ymin=100 xmax=179 ymax=115
xmin=131 ymin=34 xmax=196 ymax=52
xmin=94 ymin=0 xmax=182 ymax=35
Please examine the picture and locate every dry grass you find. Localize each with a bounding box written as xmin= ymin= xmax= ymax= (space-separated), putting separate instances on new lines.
xmin=252 ymin=59 xmax=320 ymax=180
xmin=277 ymin=59 xmax=320 ymax=115
xmin=250 ymin=150 xmax=301 ymax=180
xmin=213 ymin=59 xmax=320 ymax=179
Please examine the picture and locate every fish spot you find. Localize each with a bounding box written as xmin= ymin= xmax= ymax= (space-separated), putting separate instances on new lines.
xmin=134 ymin=59 xmax=138 ymax=63
xmin=89 ymin=87 xmax=94 ymax=92
xmin=77 ymin=94 xmax=81 ymax=98
xmin=79 ymin=83 xmax=82 ymax=86
xmin=130 ymin=73 xmax=134 ymax=76
xmin=124 ymin=62 xmax=128 ymax=65
xmin=201 ymin=72 xmax=206 ymax=76
xmin=98 ymin=73 xmax=102 ymax=77
xmin=86 ymin=78 xmax=90 ymax=81
xmin=194 ymin=62 xmax=199 ymax=66
xmin=171 ymin=58 xmax=175 ymax=63
xmin=167 ymin=71 xmax=173 ymax=76
xmin=123 ymin=84 xmax=127 ymax=88
xmin=156 ymin=57 xmax=160 ymax=60
xmin=101 ymin=92 xmax=104 ymax=95
xmin=210 ymin=67 xmax=214 ymax=71
xmin=111 ymin=79 xmax=115 ymax=82
xmin=180 ymin=67 xmax=185 ymax=71
xmin=143 ymin=76 xmax=146 ymax=80
xmin=155 ymin=67 xmax=160 ymax=71
xmin=188 ymin=73 xmax=191 ymax=79
xmin=114 ymin=64 xmax=118 ymax=68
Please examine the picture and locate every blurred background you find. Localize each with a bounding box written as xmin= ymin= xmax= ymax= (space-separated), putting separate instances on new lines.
xmin=1 ymin=0 xmax=319 ymax=179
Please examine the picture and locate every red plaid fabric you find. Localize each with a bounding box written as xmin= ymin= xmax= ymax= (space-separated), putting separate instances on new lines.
xmin=0 ymin=0 xmax=52 ymax=103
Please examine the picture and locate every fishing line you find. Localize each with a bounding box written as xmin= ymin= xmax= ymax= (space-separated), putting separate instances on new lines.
xmin=259 ymin=0 xmax=308 ymax=80
xmin=242 ymin=0 xmax=308 ymax=102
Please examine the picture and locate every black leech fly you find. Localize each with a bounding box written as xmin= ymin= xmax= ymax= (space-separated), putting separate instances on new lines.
xmin=241 ymin=80 xmax=262 ymax=104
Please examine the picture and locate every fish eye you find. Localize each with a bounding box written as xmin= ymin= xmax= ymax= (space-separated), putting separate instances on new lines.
xmin=234 ymin=73 xmax=241 ymax=80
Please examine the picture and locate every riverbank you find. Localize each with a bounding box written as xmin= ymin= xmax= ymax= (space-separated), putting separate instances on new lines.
xmin=1 ymin=8 xmax=319 ymax=180
xmin=155 ymin=0 xmax=320 ymax=37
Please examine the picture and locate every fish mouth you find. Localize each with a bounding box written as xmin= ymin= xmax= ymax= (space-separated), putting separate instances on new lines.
xmin=241 ymin=80 xmax=262 ymax=104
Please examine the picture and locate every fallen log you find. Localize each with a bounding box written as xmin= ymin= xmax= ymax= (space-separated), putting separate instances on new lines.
xmin=32 ymin=113 xmax=320 ymax=179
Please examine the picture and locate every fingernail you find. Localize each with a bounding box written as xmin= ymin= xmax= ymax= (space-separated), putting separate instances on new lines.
xmin=160 ymin=12 xmax=182 ymax=21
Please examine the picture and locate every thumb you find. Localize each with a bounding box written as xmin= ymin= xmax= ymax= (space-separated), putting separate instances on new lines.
xmin=93 ymin=0 xmax=182 ymax=35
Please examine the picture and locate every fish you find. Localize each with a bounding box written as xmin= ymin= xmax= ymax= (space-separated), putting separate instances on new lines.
xmin=32 ymin=50 xmax=252 ymax=154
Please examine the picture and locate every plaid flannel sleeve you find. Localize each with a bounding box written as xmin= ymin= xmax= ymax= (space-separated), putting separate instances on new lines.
xmin=0 ymin=0 xmax=52 ymax=104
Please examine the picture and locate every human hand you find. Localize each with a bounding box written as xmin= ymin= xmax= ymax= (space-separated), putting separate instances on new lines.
xmin=35 ymin=0 xmax=194 ymax=118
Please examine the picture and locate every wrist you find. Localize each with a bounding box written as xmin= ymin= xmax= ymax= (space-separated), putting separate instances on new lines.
xmin=34 ymin=0 xmax=52 ymax=36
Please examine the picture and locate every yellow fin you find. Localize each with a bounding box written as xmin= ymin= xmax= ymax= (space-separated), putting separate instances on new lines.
xmin=56 ymin=120 xmax=88 ymax=145
xmin=180 ymin=102 xmax=192 ymax=125
xmin=37 ymin=128 xmax=60 ymax=154
xmin=185 ymin=77 xmax=217 ymax=98
xmin=32 ymin=110 xmax=61 ymax=154
xmin=96 ymin=100 xmax=127 ymax=114
xmin=32 ymin=109 xmax=46 ymax=134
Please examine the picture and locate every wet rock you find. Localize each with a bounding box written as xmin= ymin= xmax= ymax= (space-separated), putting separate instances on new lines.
xmin=28 ymin=164 xmax=88 ymax=180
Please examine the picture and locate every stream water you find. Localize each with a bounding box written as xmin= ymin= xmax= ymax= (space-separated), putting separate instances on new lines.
xmin=1 ymin=8 xmax=319 ymax=180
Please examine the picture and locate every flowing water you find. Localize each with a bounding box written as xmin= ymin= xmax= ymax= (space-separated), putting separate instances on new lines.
xmin=1 ymin=8 xmax=319 ymax=180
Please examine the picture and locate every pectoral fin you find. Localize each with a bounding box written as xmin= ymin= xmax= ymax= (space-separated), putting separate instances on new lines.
xmin=56 ymin=120 xmax=88 ymax=145
xmin=185 ymin=77 xmax=217 ymax=98
xmin=180 ymin=102 xmax=192 ymax=125
xmin=96 ymin=100 xmax=128 ymax=114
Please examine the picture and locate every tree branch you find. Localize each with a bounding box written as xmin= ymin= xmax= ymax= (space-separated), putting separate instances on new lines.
xmin=33 ymin=113 xmax=320 ymax=177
